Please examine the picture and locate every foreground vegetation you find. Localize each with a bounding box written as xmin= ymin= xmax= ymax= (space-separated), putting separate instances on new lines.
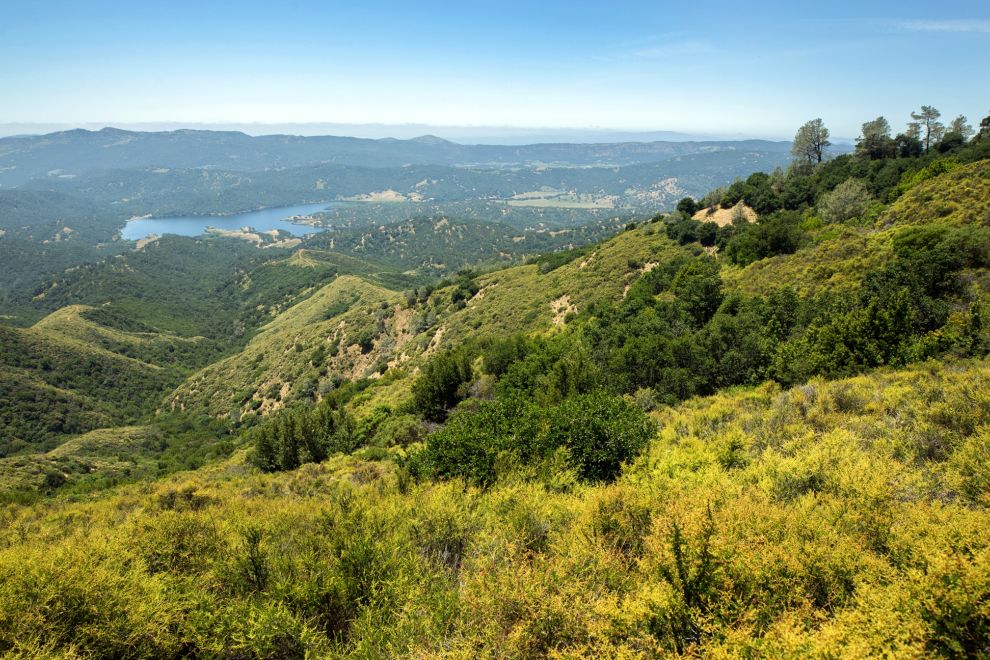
xmin=2 ymin=359 xmax=990 ymax=656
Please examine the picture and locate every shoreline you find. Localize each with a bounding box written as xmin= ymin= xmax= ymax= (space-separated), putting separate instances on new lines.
xmin=143 ymin=201 xmax=335 ymax=221
xmin=119 ymin=202 xmax=334 ymax=241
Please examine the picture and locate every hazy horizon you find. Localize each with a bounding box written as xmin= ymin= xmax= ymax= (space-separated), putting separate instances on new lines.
xmin=0 ymin=121 xmax=793 ymax=144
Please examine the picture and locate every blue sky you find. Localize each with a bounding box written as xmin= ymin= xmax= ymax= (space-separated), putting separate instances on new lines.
xmin=1 ymin=0 xmax=988 ymax=139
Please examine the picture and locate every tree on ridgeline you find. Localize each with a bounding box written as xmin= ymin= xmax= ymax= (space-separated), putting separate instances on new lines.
xmin=791 ymin=119 xmax=831 ymax=165
xmin=949 ymin=115 xmax=974 ymax=141
xmin=906 ymin=121 xmax=922 ymax=141
xmin=894 ymin=131 xmax=924 ymax=158
xmin=978 ymin=112 xmax=990 ymax=141
xmin=911 ymin=106 xmax=944 ymax=153
xmin=856 ymin=116 xmax=896 ymax=160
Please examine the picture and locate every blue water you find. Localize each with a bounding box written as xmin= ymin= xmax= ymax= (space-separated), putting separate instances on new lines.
xmin=120 ymin=203 xmax=333 ymax=241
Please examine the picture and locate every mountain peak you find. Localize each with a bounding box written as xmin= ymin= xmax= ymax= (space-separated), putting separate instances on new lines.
xmin=410 ymin=134 xmax=452 ymax=145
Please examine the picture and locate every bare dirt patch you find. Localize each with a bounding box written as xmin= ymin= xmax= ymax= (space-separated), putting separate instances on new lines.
xmin=550 ymin=295 xmax=577 ymax=326
xmin=692 ymin=202 xmax=757 ymax=227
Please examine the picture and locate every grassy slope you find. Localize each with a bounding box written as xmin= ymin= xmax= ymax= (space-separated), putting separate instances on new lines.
xmin=31 ymin=304 xmax=209 ymax=368
xmin=0 ymin=237 xmax=425 ymax=445
xmin=0 ymin=369 xmax=117 ymax=447
xmin=433 ymin=226 xmax=686 ymax=349
xmin=0 ymin=299 xmax=247 ymax=453
xmin=166 ymin=275 xmax=404 ymax=420
xmin=2 ymin=357 xmax=988 ymax=656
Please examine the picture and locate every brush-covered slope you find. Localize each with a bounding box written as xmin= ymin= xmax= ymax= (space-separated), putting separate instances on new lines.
xmin=723 ymin=159 xmax=990 ymax=297
xmin=167 ymin=225 xmax=697 ymax=418
xmin=31 ymin=305 xmax=210 ymax=368
xmin=2 ymin=358 xmax=989 ymax=656
xmin=29 ymin=236 xmax=299 ymax=338
xmin=0 ymin=236 xmax=426 ymax=452
xmin=421 ymin=225 xmax=693 ymax=352
xmin=0 ymin=426 xmax=163 ymax=494
xmin=305 ymin=215 xmax=628 ymax=275
xmin=0 ymin=307 xmax=201 ymax=453
xmin=164 ymin=158 xmax=990 ymax=423
xmin=166 ymin=275 xmax=405 ymax=420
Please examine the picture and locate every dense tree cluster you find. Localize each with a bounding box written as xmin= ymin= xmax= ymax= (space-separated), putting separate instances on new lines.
xmin=854 ymin=107 xmax=984 ymax=160
xmin=411 ymin=346 xmax=475 ymax=422
xmin=250 ymin=400 xmax=358 ymax=472
xmin=416 ymin=390 xmax=656 ymax=486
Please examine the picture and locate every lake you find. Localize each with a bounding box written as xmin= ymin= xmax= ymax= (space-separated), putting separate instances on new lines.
xmin=120 ymin=203 xmax=333 ymax=241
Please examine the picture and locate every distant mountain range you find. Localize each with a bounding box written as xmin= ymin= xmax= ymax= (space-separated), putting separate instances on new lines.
xmin=0 ymin=127 xmax=792 ymax=187
xmin=0 ymin=121 xmax=778 ymax=143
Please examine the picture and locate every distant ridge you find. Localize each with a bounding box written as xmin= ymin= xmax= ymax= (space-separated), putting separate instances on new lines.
xmin=0 ymin=121 xmax=773 ymax=142
xmin=0 ymin=127 xmax=791 ymax=187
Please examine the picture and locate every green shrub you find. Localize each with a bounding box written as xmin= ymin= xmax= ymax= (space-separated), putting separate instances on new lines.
xmin=817 ymin=178 xmax=873 ymax=224
xmin=132 ymin=511 xmax=224 ymax=575
xmin=411 ymin=346 xmax=475 ymax=422
xmin=424 ymin=391 xmax=655 ymax=485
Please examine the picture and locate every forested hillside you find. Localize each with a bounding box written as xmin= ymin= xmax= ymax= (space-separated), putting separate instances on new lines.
xmin=17 ymin=149 xmax=791 ymax=218
xmin=1 ymin=108 xmax=990 ymax=656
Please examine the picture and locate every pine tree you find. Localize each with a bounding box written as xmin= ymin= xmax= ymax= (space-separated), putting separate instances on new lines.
xmin=949 ymin=115 xmax=974 ymax=140
xmin=910 ymin=106 xmax=944 ymax=153
xmin=856 ymin=117 xmax=895 ymax=160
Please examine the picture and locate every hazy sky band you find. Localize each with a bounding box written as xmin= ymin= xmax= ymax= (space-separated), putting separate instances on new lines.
xmin=2 ymin=0 xmax=988 ymax=139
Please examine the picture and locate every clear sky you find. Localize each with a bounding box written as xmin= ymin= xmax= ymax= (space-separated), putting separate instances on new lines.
xmin=1 ymin=0 xmax=988 ymax=139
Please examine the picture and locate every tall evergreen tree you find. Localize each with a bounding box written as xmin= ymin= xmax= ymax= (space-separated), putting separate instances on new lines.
xmin=253 ymin=425 xmax=278 ymax=471
xmin=277 ymin=415 xmax=301 ymax=470
xmin=949 ymin=115 xmax=974 ymax=141
xmin=979 ymin=112 xmax=990 ymax=141
xmin=911 ymin=106 xmax=944 ymax=153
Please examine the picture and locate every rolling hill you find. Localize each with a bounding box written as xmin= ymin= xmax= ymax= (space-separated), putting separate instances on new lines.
xmin=0 ymin=310 xmax=184 ymax=454
xmin=723 ymin=159 xmax=990 ymax=297
xmin=0 ymin=126 xmax=792 ymax=186
xmin=0 ymin=239 xmax=427 ymax=453
xmin=164 ymin=224 xmax=700 ymax=419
